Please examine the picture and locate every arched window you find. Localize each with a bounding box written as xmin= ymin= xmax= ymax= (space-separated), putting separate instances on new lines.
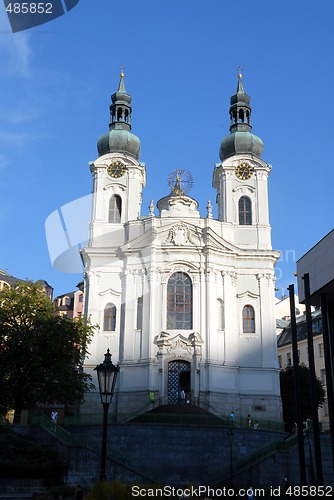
xmin=239 ymin=196 xmax=252 ymax=225
xmin=136 ymin=297 xmax=143 ymax=330
xmin=0 ymin=281 xmax=10 ymax=291
xmin=63 ymin=296 xmax=70 ymax=306
xmin=216 ymin=298 xmax=225 ymax=330
xmin=104 ymin=303 xmax=116 ymax=331
xmin=167 ymin=272 xmax=192 ymax=329
xmin=242 ymin=305 xmax=255 ymax=333
xmin=109 ymin=195 xmax=122 ymax=223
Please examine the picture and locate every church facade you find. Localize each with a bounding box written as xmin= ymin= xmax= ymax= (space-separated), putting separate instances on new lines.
xmin=81 ymin=72 xmax=282 ymax=421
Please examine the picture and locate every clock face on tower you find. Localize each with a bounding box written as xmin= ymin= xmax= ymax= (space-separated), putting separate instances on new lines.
xmin=235 ymin=162 xmax=254 ymax=180
xmin=107 ymin=160 xmax=127 ymax=178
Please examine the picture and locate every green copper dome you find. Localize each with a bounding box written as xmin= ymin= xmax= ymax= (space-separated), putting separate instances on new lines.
xmin=97 ymin=72 xmax=141 ymax=160
xmin=219 ymin=74 xmax=263 ymax=161
xmin=97 ymin=128 xmax=140 ymax=158
xmin=220 ymin=131 xmax=263 ymax=160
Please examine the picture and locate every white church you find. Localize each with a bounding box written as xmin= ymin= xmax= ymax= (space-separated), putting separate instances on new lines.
xmin=81 ymin=71 xmax=282 ymax=421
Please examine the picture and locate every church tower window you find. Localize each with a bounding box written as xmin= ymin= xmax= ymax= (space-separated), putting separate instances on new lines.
xmin=239 ymin=196 xmax=252 ymax=225
xmin=109 ymin=195 xmax=122 ymax=223
xmin=104 ymin=303 xmax=116 ymax=331
xmin=242 ymin=305 xmax=255 ymax=333
xmin=167 ymin=272 xmax=192 ymax=329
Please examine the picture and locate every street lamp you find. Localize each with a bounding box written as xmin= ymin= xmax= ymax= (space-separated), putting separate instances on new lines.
xmin=94 ymin=349 xmax=119 ymax=481
xmin=227 ymin=426 xmax=234 ymax=487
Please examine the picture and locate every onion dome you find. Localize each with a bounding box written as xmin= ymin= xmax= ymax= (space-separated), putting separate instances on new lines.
xmin=219 ymin=72 xmax=263 ymax=161
xmin=97 ymin=72 xmax=141 ymax=159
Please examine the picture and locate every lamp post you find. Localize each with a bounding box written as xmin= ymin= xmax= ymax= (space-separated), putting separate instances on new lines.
xmin=94 ymin=349 xmax=119 ymax=481
xmin=227 ymin=426 xmax=234 ymax=488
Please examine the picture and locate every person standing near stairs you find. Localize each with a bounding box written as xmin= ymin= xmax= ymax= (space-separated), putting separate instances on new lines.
xmin=50 ymin=410 xmax=58 ymax=432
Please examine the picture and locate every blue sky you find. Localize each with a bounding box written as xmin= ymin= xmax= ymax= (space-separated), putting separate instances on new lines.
xmin=0 ymin=0 xmax=333 ymax=298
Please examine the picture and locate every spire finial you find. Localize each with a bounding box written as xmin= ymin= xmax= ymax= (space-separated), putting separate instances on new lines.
xmin=238 ymin=66 xmax=243 ymax=79
xmin=116 ymin=67 xmax=127 ymax=93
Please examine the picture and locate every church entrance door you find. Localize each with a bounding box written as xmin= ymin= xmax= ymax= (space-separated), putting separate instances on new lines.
xmin=167 ymin=360 xmax=191 ymax=404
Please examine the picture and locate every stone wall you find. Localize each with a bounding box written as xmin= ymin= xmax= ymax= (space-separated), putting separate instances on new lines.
xmin=15 ymin=423 xmax=334 ymax=489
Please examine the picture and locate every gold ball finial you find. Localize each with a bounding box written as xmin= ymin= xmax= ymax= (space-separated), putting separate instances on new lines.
xmin=120 ymin=65 xmax=125 ymax=78
xmin=238 ymin=66 xmax=243 ymax=79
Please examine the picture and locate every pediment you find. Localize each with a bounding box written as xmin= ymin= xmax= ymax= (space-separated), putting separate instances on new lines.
xmin=100 ymin=287 xmax=121 ymax=297
xmin=237 ymin=290 xmax=259 ymax=299
xmin=92 ymin=153 xmax=142 ymax=168
xmin=121 ymin=221 xmax=202 ymax=253
xmin=203 ymin=227 xmax=240 ymax=253
xmin=154 ymin=331 xmax=204 ymax=358
xmin=120 ymin=221 xmax=241 ymax=256
xmin=120 ymin=226 xmax=159 ymax=253
xmin=160 ymin=221 xmax=203 ymax=247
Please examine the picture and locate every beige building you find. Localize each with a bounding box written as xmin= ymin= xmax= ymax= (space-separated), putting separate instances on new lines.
xmin=0 ymin=270 xmax=53 ymax=299
xmin=275 ymin=294 xmax=307 ymax=336
xmin=54 ymin=284 xmax=84 ymax=319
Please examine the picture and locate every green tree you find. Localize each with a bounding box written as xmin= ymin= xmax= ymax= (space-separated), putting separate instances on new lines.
xmin=0 ymin=281 xmax=95 ymax=415
xmin=280 ymin=363 xmax=326 ymax=432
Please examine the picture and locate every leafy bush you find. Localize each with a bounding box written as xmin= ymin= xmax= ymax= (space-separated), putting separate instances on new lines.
xmin=84 ymin=481 xmax=132 ymax=500
xmin=280 ymin=363 xmax=326 ymax=432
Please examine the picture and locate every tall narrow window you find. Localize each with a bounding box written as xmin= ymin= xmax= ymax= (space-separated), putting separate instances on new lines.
xmin=216 ymin=299 xmax=225 ymax=330
xmin=104 ymin=303 xmax=116 ymax=331
xmin=109 ymin=195 xmax=122 ymax=223
xmin=136 ymin=297 xmax=143 ymax=330
xmin=167 ymin=272 xmax=192 ymax=329
xmin=239 ymin=196 xmax=252 ymax=225
xmin=242 ymin=305 xmax=255 ymax=333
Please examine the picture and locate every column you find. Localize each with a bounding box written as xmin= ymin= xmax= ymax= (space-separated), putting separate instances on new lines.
xmin=123 ymin=270 xmax=136 ymax=361
xmin=223 ymin=271 xmax=238 ymax=365
xmin=257 ymin=273 xmax=277 ymax=367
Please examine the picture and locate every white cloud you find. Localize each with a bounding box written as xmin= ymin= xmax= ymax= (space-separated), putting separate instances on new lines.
xmin=0 ymin=3 xmax=32 ymax=79
xmin=0 ymin=153 xmax=9 ymax=170
xmin=11 ymin=33 xmax=32 ymax=78
xmin=0 ymin=104 xmax=40 ymax=124
xmin=0 ymin=131 xmax=30 ymax=147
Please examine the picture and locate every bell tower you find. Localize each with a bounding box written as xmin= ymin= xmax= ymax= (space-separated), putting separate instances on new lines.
xmin=213 ymin=72 xmax=272 ymax=249
xmin=88 ymin=72 xmax=146 ymax=248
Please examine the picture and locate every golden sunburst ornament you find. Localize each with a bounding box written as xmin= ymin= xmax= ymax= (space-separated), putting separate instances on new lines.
xmin=168 ymin=169 xmax=194 ymax=195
